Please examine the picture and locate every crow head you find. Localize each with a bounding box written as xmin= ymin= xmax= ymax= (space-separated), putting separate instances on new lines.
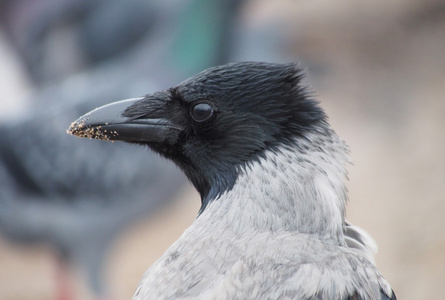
xmin=68 ymin=62 xmax=327 ymax=209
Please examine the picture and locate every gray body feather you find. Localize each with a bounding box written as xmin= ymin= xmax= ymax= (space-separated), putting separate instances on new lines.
xmin=134 ymin=132 xmax=393 ymax=299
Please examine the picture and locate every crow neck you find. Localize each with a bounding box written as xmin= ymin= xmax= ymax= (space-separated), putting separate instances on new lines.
xmin=198 ymin=131 xmax=350 ymax=244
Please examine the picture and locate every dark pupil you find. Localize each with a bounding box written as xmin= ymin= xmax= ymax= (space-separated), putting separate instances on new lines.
xmin=192 ymin=103 xmax=212 ymax=121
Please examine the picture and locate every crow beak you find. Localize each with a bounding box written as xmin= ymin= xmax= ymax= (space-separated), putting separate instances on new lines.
xmin=67 ymin=97 xmax=181 ymax=144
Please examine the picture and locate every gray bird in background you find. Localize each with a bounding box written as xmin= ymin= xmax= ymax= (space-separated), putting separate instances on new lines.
xmin=69 ymin=62 xmax=397 ymax=299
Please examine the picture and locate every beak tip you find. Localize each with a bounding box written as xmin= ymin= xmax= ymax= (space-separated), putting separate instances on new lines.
xmin=67 ymin=118 xmax=85 ymax=135
xmin=67 ymin=120 xmax=81 ymax=136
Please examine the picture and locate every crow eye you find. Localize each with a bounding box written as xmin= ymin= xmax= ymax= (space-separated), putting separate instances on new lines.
xmin=191 ymin=103 xmax=214 ymax=122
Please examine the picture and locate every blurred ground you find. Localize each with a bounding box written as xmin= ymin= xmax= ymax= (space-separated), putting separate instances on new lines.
xmin=1 ymin=0 xmax=444 ymax=299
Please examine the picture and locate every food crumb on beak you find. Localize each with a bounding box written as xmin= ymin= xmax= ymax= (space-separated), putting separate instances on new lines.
xmin=67 ymin=120 xmax=113 ymax=141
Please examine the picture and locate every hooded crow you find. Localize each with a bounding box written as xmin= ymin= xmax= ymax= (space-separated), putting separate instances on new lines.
xmin=68 ymin=62 xmax=396 ymax=300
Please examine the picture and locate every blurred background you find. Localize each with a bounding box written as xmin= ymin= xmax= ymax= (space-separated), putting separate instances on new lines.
xmin=0 ymin=0 xmax=444 ymax=299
